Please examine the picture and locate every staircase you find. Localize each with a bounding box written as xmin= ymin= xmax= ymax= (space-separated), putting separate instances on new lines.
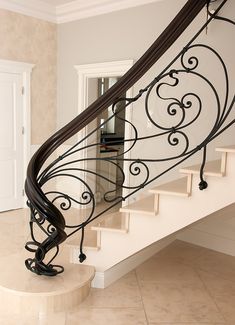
xmin=68 ymin=145 xmax=235 ymax=285
xmin=0 ymin=144 xmax=234 ymax=314
xmin=9 ymin=0 xmax=233 ymax=316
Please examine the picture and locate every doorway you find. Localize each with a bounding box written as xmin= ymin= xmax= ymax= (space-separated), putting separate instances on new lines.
xmin=75 ymin=60 xmax=134 ymax=205
xmin=0 ymin=60 xmax=33 ymax=212
xmin=96 ymin=77 xmax=126 ymax=201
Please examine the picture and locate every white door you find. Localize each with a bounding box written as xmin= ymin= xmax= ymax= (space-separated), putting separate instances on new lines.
xmin=0 ymin=72 xmax=24 ymax=212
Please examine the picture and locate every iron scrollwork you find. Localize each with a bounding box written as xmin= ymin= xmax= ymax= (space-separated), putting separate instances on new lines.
xmin=25 ymin=0 xmax=235 ymax=276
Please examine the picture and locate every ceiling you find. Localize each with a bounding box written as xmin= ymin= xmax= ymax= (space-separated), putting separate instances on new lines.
xmin=44 ymin=0 xmax=75 ymax=5
xmin=0 ymin=0 xmax=162 ymax=24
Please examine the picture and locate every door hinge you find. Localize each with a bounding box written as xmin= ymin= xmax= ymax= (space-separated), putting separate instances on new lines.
xmin=22 ymin=126 xmax=25 ymax=135
xmin=22 ymin=86 xmax=25 ymax=95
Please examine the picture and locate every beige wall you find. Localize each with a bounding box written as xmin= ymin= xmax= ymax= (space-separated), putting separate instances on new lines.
xmin=0 ymin=9 xmax=57 ymax=145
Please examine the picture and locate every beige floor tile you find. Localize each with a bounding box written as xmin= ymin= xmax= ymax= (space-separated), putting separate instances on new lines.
xmin=0 ymin=208 xmax=30 ymax=257
xmin=139 ymin=282 xmax=224 ymax=323
xmin=155 ymin=240 xmax=208 ymax=265
xmin=193 ymin=250 xmax=235 ymax=281
xmin=198 ymin=269 xmax=235 ymax=296
xmin=66 ymin=308 xmax=147 ymax=325
xmin=136 ymin=257 xmax=203 ymax=285
xmin=213 ymin=295 xmax=235 ymax=323
xmin=81 ymin=271 xmax=142 ymax=308
xmin=0 ymin=312 xmax=67 ymax=325
xmin=0 ymin=315 xmax=37 ymax=325
xmin=149 ymin=322 xmax=227 ymax=325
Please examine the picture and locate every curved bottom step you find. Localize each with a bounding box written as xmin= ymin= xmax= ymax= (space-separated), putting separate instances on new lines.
xmin=0 ymin=251 xmax=94 ymax=315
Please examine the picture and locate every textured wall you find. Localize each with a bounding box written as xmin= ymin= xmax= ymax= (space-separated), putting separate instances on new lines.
xmin=0 ymin=9 xmax=57 ymax=144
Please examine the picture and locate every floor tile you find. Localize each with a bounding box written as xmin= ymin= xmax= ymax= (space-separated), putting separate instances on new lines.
xmin=0 ymin=208 xmax=30 ymax=258
xmin=198 ymin=269 xmax=235 ymax=296
xmin=0 ymin=312 xmax=67 ymax=325
xmin=139 ymin=282 xmax=224 ymax=323
xmin=156 ymin=239 xmax=207 ymax=265
xmin=149 ymin=322 xmax=227 ymax=325
xmin=193 ymin=249 xmax=235 ymax=281
xmin=136 ymin=256 xmax=203 ymax=285
xmin=0 ymin=314 xmax=36 ymax=325
xmin=81 ymin=271 xmax=142 ymax=308
xmin=66 ymin=308 xmax=147 ymax=325
xmin=213 ymin=295 xmax=235 ymax=323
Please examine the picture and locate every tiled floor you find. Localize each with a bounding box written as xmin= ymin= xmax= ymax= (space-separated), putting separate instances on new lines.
xmin=0 ymin=210 xmax=235 ymax=324
xmin=75 ymin=240 xmax=235 ymax=325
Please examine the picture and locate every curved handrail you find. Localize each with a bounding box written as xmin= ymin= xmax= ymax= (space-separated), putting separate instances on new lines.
xmin=25 ymin=0 xmax=210 ymax=275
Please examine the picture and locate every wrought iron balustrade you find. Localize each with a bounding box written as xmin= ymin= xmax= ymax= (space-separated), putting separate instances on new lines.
xmin=25 ymin=0 xmax=235 ymax=276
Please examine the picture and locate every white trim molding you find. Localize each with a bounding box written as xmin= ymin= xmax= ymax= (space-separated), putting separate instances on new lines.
xmin=0 ymin=0 xmax=164 ymax=24
xmin=56 ymin=0 xmax=164 ymax=24
xmin=0 ymin=59 xmax=34 ymax=207
xmin=0 ymin=0 xmax=56 ymax=23
xmin=74 ymin=60 xmax=134 ymax=80
xmin=0 ymin=59 xmax=34 ymax=74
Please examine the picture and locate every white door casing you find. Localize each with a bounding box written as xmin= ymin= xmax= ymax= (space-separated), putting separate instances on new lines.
xmin=0 ymin=72 xmax=23 ymax=211
xmin=74 ymin=60 xmax=134 ymax=204
xmin=0 ymin=60 xmax=34 ymax=212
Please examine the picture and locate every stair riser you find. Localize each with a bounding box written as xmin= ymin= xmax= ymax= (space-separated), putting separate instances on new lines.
xmin=0 ymin=284 xmax=91 ymax=315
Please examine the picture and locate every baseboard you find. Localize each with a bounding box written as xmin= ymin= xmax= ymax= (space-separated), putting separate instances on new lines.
xmin=177 ymin=228 xmax=235 ymax=257
xmin=91 ymin=234 xmax=176 ymax=288
xmin=91 ymin=272 xmax=105 ymax=289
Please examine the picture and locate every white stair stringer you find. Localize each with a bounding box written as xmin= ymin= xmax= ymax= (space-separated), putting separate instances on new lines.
xmin=71 ymin=147 xmax=235 ymax=280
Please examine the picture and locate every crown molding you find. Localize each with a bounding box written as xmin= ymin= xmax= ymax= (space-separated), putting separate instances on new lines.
xmin=56 ymin=0 xmax=163 ymax=24
xmin=0 ymin=0 xmax=164 ymax=24
xmin=0 ymin=0 xmax=56 ymax=23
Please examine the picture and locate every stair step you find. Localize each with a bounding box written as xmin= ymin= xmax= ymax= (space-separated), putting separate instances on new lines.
xmin=149 ymin=176 xmax=191 ymax=197
xmin=120 ymin=195 xmax=157 ymax=216
xmin=91 ymin=212 xmax=128 ymax=233
xmin=0 ymin=251 xmax=95 ymax=315
xmin=216 ymin=144 xmax=235 ymax=153
xmin=180 ymin=160 xmax=225 ymax=177
xmin=67 ymin=229 xmax=100 ymax=251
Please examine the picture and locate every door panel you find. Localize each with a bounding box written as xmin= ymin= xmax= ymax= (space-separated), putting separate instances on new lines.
xmin=0 ymin=72 xmax=24 ymax=212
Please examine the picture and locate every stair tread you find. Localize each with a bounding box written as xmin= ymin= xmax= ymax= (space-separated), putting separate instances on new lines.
xmin=149 ymin=177 xmax=190 ymax=197
xmin=0 ymin=251 xmax=94 ymax=295
xmin=92 ymin=212 xmax=128 ymax=233
xmin=180 ymin=160 xmax=224 ymax=177
xmin=120 ymin=195 xmax=155 ymax=215
xmin=216 ymin=144 xmax=235 ymax=153
xmin=67 ymin=230 xmax=99 ymax=250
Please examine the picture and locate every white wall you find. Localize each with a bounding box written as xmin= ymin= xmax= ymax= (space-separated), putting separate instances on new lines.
xmin=57 ymin=0 xmax=235 ymax=193
xmin=57 ymin=0 xmax=186 ymax=128
xmin=177 ymin=203 xmax=235 ymax=256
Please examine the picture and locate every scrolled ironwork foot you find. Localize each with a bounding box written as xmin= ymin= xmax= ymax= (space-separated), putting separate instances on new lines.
xmin=79 ymin=253 xmax=87 ymax=263
xmin=25 ymin=258 xmax=64 ymax=276
xmin=199 ymin=180 xmax=208 ymax=190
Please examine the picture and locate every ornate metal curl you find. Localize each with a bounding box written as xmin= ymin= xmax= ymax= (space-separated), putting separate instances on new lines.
xmin=25 ymin=0 xmax=235 ymax=276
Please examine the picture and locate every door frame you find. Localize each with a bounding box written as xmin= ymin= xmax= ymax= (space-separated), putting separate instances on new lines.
xmin=0 ymin=59 xmax=34 ymax=208
xmin=74 ymin=60 xmax=134 ymax=203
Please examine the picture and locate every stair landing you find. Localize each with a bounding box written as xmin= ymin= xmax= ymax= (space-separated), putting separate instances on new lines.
xmin=0 ymin=209 xmax=95 ymax=316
